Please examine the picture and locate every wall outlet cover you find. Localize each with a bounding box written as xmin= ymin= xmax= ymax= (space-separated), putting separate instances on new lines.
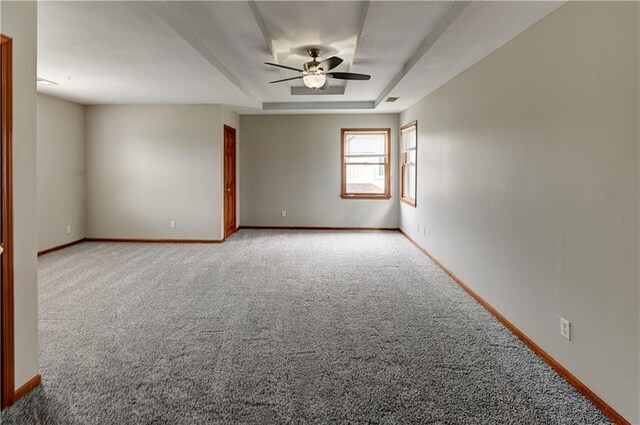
xmin=66 ymin=225 xmax=72 ymax=234
xmin=560 ymin=317 xmax=571 ymax=341
xmin=281 ymin=210 xmax=286 ymax=217
xmin=170 ymin=220 xmax=176 ymax=228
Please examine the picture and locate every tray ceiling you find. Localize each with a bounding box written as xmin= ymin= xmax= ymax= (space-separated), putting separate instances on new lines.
xmin=37 ymin=1 xmax=564 ymax=113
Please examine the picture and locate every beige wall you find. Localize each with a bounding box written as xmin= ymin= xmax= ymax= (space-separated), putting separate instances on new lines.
xmin=399 ymin=2 xmax=639 ymax=422
xmin=85 ymin=105 xmax=227 ymax=240
xmin=1 ymin=1 xmax=40 ymax=389
xmin=240 ymin=114 xmax=399 ymax=228
xmin=37 ymin=94 xmax=86 ymax=251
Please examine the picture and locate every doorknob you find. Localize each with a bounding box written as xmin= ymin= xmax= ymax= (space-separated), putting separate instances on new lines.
xmin=0 ymin=245 xmax=4 ymax=255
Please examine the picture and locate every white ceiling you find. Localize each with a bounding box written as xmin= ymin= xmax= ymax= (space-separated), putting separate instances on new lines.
xmin=37 ymin=1 xmax=564 ymax=114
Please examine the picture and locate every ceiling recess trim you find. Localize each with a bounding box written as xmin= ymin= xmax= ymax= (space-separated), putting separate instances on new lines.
xmin=291 ymin=86 xmax=345 ymax=96
xmin=343 ymin=0 xmax=371 ymax=95
xmin=374 ymin=1 xmax=470 ymax=108
xmin=263 ymin=101 xmax=374 ymax=111
xmin=247 ymin=1 xmax=274 ymax=57
xmin=247 ymin=1 xmax=295 ymax=91
xmin=143 ymin=1 xmax=257 ymax=102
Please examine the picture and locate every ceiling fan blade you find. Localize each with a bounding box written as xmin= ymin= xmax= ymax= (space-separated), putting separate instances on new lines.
xmin=317 ymin=56 xmax=343 ymax=72
xmin=269 ymin=75 xmax=304 ymax=84
xmin=265 ymin=62 xmax=303 ymax=72
xmin=327 ymin=72 xmax=371 ymax=81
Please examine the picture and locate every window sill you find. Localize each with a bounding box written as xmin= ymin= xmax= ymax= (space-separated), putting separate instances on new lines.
xmin=341 ymin=194 xmax=391 ymax=200
xmin=400 ymin=197 xmax=416 ymax=207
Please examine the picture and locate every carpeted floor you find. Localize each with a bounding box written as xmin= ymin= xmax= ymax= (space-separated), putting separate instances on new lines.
xmin=2 ymin=229 xmax=609 ymax=424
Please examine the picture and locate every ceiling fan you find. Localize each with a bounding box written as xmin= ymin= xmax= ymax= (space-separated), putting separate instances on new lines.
xmin=265 ymin=48 xmax=370 ymax=90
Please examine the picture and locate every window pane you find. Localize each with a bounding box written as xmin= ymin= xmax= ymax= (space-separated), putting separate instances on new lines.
xmin=346 ymin=164 xmax=385 ymax=194
xmin=346 ymin=133 xmax=386 ymax=155
xmin=402 ymin=127 xmax=416 ymax=150
xmin=345 ymin=155 xmax=386 ymax=164
xmin=404 ymin=164 xmax=416 ymax=199
xmin=342 ymin=129 xmax=389 ymax=197
xmin=406 ymin=150 xmax=416 ymax=164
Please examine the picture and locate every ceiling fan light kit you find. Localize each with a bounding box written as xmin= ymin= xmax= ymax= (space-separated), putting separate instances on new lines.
xmin=302 ymin=74 xmax=327 ymax=89
xmin=266 ymin=48 xmax=371 ymax=90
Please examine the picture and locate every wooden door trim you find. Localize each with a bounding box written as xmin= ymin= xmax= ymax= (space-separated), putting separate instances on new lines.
xmin=223 ymin=125 xmax=237 ymax=240
xmin=0 ymin=33 xmax=14 ymax=410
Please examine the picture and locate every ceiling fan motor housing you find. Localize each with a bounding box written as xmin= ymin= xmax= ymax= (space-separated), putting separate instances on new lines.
xmin=304 ymin=61 xmax=320 ymax=73
xmin=304 ymin=48 xmax=322 ymax=73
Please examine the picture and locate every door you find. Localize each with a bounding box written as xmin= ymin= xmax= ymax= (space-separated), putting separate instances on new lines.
xmin=223 ymin=125 xmax=237 ymax=239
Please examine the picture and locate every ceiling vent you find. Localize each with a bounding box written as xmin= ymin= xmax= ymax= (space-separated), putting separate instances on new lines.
xmin=385 ymin=96 xmax=399 ymax=102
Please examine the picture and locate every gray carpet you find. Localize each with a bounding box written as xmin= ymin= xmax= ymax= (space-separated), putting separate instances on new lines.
xmin=2 ymin=229 xmax=609 ymax=424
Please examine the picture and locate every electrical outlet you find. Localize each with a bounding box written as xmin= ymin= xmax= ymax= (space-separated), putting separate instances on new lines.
xmin=560 ymin=317 xmax=571 ymax=341
xmin=281 ymin=210 xmax=286 ymax=217
xmin=170 ymin=220 xmax=176 ymax=228
xmin=66 ymin=225 xmax=72 ymax=234
xmin=423 ymin=227 xmax=426 ymax=236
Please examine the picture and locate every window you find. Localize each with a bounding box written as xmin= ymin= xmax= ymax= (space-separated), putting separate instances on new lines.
xmin=400 ymin=121 xmax=417 ymax=206
xmin=341 ymin=128 xmax=391 ymax=199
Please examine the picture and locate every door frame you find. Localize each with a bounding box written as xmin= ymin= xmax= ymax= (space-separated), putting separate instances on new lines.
xmin=0 ymin=33 xmax=15 ymax=410
xmin=223 ymin=125 xmax=237 ymax=240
